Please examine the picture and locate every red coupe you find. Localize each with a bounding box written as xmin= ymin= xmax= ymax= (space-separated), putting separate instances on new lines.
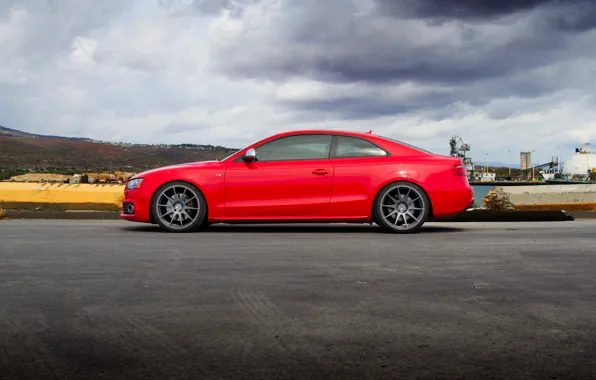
xmin=121 ymin=130 xmax=474 ymax=233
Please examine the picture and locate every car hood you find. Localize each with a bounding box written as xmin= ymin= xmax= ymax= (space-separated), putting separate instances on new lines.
xmin=132 ymin=160 xmax=221 ymax=178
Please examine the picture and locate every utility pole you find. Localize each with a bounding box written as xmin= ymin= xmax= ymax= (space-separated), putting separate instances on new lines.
xmin=508 ymin=149 xmax=511 ymax=176
xmin=557 ymin=145 xmax=560 ymax=173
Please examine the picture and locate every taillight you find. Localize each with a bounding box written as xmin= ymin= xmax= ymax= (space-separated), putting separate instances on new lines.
xmin=452 ymin=164 xmax=467 ymax=176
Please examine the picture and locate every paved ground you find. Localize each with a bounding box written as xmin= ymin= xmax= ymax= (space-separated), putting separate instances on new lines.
xmin=1 ymin=220 xmax=595 ymax=380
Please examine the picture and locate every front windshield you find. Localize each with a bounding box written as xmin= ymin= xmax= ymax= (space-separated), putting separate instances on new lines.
xmin=221 ymin=149 xmax=243 ymax=161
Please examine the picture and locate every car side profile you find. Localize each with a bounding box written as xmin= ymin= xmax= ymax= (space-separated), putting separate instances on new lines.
xmin=121 ymin=130 xmax=474 ymax=233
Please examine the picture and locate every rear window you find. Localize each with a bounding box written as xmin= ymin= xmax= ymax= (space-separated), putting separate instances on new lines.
xmin=333 ymin=136 xmax=388 ymax=158
xmin=375 ymin=135 xmax=433 ymax=154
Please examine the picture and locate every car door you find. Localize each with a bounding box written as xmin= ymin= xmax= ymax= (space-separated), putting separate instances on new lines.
xmin=328 ymin=135 xmax=393 ymax=217
xmin=224 ymin=134 xmax=334 ymax=218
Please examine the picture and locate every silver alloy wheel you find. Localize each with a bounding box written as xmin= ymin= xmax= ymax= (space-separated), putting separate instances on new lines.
xmin=155 ymin=184 xmax=201 ymax=231
xmin=379 ymin=184 xmax=426 ymax=231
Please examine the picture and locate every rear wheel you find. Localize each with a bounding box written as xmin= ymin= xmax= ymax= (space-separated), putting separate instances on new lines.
xmin=374 ymin=182 xmax=429 ymax=234
xmin=152 ymin=181 xmax=207 ymax=233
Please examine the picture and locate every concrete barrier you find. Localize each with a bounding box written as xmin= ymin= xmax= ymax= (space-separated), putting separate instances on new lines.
xmin=483 ymin=184 xmax=596 ymax=211
xmin=0 ymin=183 xmax=125 ymax=211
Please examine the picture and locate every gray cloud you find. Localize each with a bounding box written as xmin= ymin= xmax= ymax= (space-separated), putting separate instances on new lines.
xmin=377 ymin=0 xmax=596 ymax=32
xmin=161 ymin=121 xmax=211 ymax=134
xmin=275 ymin=83 xmax=456 ymax=119
xmin=1 ymin=0 xmax=134 ymax=66
xmin=2 ymin=0 xmax=596 ymax=162
xmin=376 ymin=0 xmax=554 ymax=20
xmin=545 ymin=1 xmax=596 ymax=31
xmin=158 ymin=0 xmax=256 ymax=16
xmin=211 ymin=0 xmax=587 ymax=83
xmin=209 ymin=0 xmax=596 ymax=121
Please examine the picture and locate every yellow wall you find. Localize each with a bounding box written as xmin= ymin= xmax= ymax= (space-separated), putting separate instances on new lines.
xmin=0 ymin=183 xmax=125 ymax=211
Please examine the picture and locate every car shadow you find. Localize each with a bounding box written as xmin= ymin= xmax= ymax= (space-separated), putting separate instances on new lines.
xmin=121 ymin=224 xmax=465 ymax=234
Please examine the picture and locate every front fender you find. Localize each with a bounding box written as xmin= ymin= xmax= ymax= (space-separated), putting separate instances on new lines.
xmin=134 ymin=165 xmax=226 ymax=223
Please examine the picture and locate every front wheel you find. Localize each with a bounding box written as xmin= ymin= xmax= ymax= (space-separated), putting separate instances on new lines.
xmin=152 ymin=181 xmax=207 ymax=233
xmin=373 ymin=182 xmax=430 ymax=234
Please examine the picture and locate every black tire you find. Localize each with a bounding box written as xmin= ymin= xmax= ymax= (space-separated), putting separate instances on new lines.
xmin=151 ymin=181 xmax=207 ymax=233
xmin=373 ymin=181 xmax=430 ymax=234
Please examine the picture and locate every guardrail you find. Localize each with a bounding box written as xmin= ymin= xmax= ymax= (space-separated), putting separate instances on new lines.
xmin=0 ymin=182 xmax=125 ymax=211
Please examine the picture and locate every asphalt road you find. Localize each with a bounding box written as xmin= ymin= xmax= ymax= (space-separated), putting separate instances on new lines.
xmin=1 ymin=220 xmax=595 ymax=380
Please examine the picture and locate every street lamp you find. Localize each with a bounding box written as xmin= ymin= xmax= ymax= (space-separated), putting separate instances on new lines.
xmin=586 ymin=143 xmax=591 ymax=176
xmin=532 ymin=150 xmax=536 ymax=180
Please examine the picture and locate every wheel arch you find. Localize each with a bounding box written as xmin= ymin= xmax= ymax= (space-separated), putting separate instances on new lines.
xmin=149 ymin=179 xmax=208 ymax=224
xmin=370 ymin=179 xmax=434 ymax=223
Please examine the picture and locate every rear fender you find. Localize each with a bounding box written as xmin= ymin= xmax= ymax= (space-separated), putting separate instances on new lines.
xmin=370 ymin=177 xmax=434 ymax=222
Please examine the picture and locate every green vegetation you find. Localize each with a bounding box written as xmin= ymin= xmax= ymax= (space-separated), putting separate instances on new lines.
xmin=493 ymin=167 xmax=521 ymax=178
xmin=0 ymin=169 xmax=27 ymax=181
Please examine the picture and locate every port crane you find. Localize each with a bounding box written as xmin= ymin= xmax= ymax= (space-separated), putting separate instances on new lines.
xmin=449 ymin=136 xmax=474 ymax=178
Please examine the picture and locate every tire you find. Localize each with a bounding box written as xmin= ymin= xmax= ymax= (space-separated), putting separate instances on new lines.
xmin=373 ymin=181 xmax=430 ymax=234
xmin=151 ymin=181 xmax=207 ymax=233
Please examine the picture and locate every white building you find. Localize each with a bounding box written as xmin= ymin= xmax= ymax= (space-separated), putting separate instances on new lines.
xmin=480 ymin=172 xmax=496 ymax=182
xmin=563 ymin=144 xmax=596 ymax=175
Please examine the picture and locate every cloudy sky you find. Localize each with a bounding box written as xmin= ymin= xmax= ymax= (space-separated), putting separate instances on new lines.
xmin=1 ymin=0 xmax=596 ymax=163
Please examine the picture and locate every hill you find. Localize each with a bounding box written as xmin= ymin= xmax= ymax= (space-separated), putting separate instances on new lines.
xmin=485 ymin=161 xmax=520 ymax=169
xmin=0 ymin=126 xmax=238 ymax=172
xmin=0 ymin=125 xmax=94 ymax=140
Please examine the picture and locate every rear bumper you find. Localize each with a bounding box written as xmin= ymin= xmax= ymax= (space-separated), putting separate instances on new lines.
xmin=430 ymin=187 xmax=475 ymax=218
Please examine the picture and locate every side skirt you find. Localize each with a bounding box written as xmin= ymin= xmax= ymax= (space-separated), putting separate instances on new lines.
xmin=208 ymin=216 xmax=371 ymax=224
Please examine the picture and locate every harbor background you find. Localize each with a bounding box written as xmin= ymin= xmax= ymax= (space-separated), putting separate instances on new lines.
xmin=472 ymin=185 xmax=492 ymax=207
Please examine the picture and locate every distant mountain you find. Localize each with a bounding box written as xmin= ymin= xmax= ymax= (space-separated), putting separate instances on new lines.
xmin=481 ymin=161 xmax=520 ymax=169
xmin=0 ymin=126 xmax=32 ymax=137
xmin=0 ymin=125 xmax=93 ymax=141
xmin=0 ymin=125 xmax=238 ymax=171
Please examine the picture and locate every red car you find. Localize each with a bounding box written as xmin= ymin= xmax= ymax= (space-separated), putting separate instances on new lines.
xmin=121 ymin=130 xmax=474 ymax=233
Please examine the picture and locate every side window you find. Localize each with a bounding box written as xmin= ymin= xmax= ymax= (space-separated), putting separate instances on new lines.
xmin=253 ymin=134 xmax=332 ymax=162
xmin=333 ymin=136 xmax=388 ymax=158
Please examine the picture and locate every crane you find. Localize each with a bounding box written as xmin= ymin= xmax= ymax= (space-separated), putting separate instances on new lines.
xmin=449 ymin=136 xmax=474 ymax=178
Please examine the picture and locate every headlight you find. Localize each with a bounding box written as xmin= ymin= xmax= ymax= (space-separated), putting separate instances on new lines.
xmin=126 ymin=178 xmax=144 ymax=190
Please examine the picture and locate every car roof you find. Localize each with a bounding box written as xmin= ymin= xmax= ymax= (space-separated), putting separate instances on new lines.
xmin=267 ymin=129 xmax=408 ymax=147
xmin=270 ymin=129 xmax=377 ymax=138
xmin=267 ymin=129 xmax=435 ymax=156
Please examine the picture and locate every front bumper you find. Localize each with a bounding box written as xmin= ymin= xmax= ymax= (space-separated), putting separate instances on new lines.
xmin=120 ymin=190 xmax=152 ymax=223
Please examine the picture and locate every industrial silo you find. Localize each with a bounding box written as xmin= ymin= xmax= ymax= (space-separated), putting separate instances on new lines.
xmin=520 ymin=151 xmax=532 ymax=170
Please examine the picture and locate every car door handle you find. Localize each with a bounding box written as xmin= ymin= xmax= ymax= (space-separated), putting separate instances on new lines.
xmin=312 ymin=169 xmax=329 ymax=176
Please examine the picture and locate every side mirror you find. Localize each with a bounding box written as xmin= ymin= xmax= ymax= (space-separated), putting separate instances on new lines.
xmin=243 ymin=148 xmax=256 ymax=162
